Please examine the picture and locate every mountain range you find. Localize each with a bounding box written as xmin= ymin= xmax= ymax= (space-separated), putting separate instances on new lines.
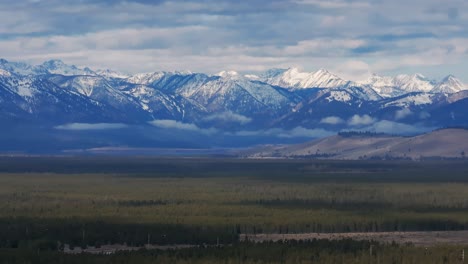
xmin=1 ymin=58 xmax=467 ymax=152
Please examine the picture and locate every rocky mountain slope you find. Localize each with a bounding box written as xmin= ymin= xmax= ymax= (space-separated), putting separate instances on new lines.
xmin=1 ymin=58 xmax=467 ymax=134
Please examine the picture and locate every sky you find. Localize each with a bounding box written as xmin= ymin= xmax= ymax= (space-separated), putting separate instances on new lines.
xmin=0 ymin=0 xmax=467 ymax=82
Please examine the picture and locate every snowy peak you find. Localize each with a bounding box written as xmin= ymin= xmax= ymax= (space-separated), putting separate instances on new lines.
xmin=127 ymin=72 xmax=167 ymax=85
xmin=40 ymin=59 xmax=95 ymax=76
xmin=432 ymin=75 xmax=466 ymax=94
xmin=127 ymin=70 xmax=193 ymax=85
xmin=0 ymin=69 xmax=12 ymax=77
xmin=0 ymin=59 xmax=96 ymax=76
xmin=0 ymin=58 xmax=38 ymax=76
xmin=304 ymin=68 xmax=350 ymax=88
xmin=358 ymin=73 xmax=466 ymax=97
xmin=41 ymin=59 xmax=68 ymax=69
xmin=259 ymin=68 xmax=287 ymax=79
xmin=95 ymin=69 xmax=130 ymax=79
xmin=261 ymin=67 xmax=351 ymax=89
xmin=393 ymin=73 xmax=434 ymax=93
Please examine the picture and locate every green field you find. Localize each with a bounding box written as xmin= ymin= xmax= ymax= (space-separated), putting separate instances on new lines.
xmin=1 ymin=157 xmax=468 ymax=262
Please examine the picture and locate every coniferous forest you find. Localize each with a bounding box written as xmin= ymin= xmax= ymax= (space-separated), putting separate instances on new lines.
xmin=1 ymin=157 xmax=468 ymax=263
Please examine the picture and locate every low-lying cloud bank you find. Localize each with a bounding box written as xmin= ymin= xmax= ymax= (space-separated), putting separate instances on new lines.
xmin=395 ymin=108 xmax=413 ymax=120
xmin=149 ymin=120 xmax=218 ymax=135
xmin=54 ymin=118 xmax=435 ymax=141
xmin=322 ymin=113 xmax=434 ymax=135
xmin=203 ymin=111 xmax=252 ymax=124
xmin=147 ymin=117 xmax=435 ymax=138
xmin=362 ymin=120 xmax=434 ymax=135
xmin=230 ymin=127 xmax=335 ymax=139
xmin=320 ymin=116 xmax=344 ymax=125
xmin=150 ymin=120 xmax=334 ymax=139
xmin=348 ymin=114 xmax=376 ymax=126
xmin=55 ymin=123 xmax=128 ymax=130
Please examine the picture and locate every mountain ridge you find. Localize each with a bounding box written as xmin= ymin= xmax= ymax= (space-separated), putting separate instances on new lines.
xmin=1 ymin=59 xmax=467 ymax=142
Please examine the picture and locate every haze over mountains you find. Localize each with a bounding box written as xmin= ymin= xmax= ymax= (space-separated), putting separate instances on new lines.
xmin=1 ymin=59 xmax=467 ymax=153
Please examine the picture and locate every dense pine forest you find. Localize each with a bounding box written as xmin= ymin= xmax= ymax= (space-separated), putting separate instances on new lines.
xmin=1 ymin=157 xmax=468 ymax=262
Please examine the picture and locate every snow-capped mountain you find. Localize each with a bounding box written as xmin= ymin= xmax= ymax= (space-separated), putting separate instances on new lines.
xmin=432 ymin=75 xmax=466 ymax=94
xmin=40 ymin=60 xmax=96 ymax=76
xmin=0 ymin=73 xmax=119 ymax=123
xmin=95 ymin=69 xmax=130 ymax=79
xmin=393 ymin=74 xmax=435 ymax=93
xmin=259 ymin=67 xmax=352 ymax=89
xmin=0 ymin=69 xmax=12 ymax=77
xmin=359 ymin=74 xmax=405 ymax=98
xmin=1 ymin=58 xmax=468 ymax=145
xmin=360 ymin=73 xmax=435 ymax=97
xmin=359 ymin=73 xmax=466 ymax=97
xmin=382 ymin=93 xmax=439 ymax=108
xmin=0 ymin=59 xmax=41 ymax=76
xmin=0 ymin=59 xmax=95 ymax=76
xmin=184 ymin=70 xmax=292 ymax=115
xmin=126 ymin=72 xmax=168 ymax=85
xmin=126 ymin=70 xmax=193 ymax=86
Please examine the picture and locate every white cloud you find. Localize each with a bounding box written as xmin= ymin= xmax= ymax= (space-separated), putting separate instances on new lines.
xmin=294 ymin=0 xmax=371 ymax=9
xmin=54 ymin=123 xmax=127 ymax=130
xmin=277 ymin=127 xmax=335 ymax=138
xmin=320 ymin=116 xmax=344 ymax=125
xmin=320 ymin=15 xmax=345 ymax=27
xmin=149 ymin=120 xmax=218 ymax=135
xmin=362 ymin=120 xmax=433 ymax=135
xmin=419 ymin=111 xmax=431 ymax=119
xmin=333 ymin=60 xmax=371 ymax=82
xmin=395 ymin=108 xmax=413 ymax=120
xmin=347 ymin=114 xmax=376 ymax=126
xmin=282 ymin=39 xmax=365 ymax=57
xmin=232 ymin=127 xmax=334 ymax=138
xmin=203 ymin=111 xmax=252 ymax=124
xmin=0 ymin=0 xmax=466 ymax=82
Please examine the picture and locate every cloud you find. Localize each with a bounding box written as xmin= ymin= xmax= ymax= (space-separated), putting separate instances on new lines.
xmin=347 ymin=114 xmax=376 ymax=126
xmin=232 ymin=127 xmax=334 ymax=138
xmin=294 ymin=0 xmax=371 ymax=9
xmin=203 ymin=111 xmax=252 ymax=124
xmin=333 ymin=60 xmax=371 ymax=82
xmin=395 ymin=108 xmax=413 ymax=120
xmin=0 ymin=0 xmax=466 ymax=82
xmin=149 ymin=119 xmax=218 ymax=135
xmin=362 ymin=120 xmax=433 ymax=135
xmin=320 ymin=116 xmax=344 ymax=125
xmin=54 ymin=123 xmax=128 ymax=130
xmin=276 ymin=127 xmax=335 ymax=138
xmin=419 ymin=111 xmax=431 ymax=119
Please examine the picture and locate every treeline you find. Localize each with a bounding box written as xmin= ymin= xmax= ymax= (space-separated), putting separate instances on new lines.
xmin=338 ymin=131 xmax=387 ymax=137
xmin=2 ymin=217 xmax=468 ymax=251
xmin=241 ymin=219 xmax=468 ymax=234
xmin=240 ymin=198 xmax=468 ymax=212
xmin=0 ymin=240 xmax=465 ymax=264
xmin=117 ymin=200 xmax=168 ymax=207
xmin=0 ymin=218 xmax=239 ymax=250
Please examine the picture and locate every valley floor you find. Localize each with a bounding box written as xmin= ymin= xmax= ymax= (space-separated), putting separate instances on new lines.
xmin=1 ymin=157 xmax=468 ymax=262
